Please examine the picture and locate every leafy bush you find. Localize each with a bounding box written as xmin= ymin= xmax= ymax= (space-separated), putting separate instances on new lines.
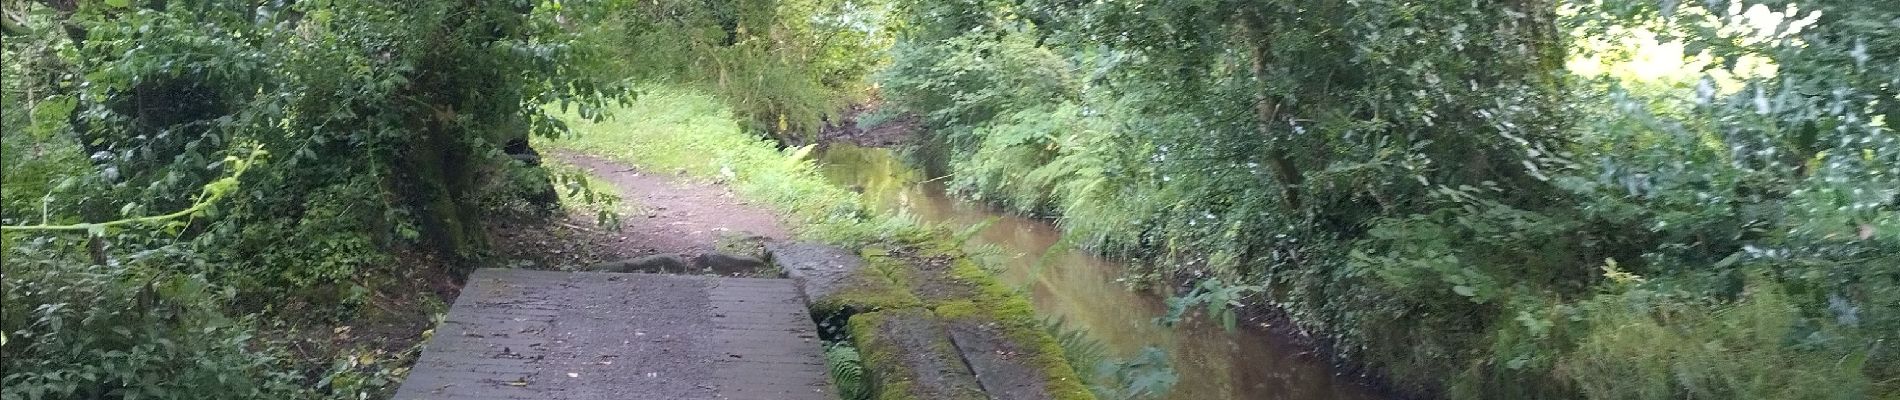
xmin=2 ymin=0 xmax=629 ymax=398
xmin=1562 ymin=280 xmax=1868 ymax=400
xmin=1092 ymin=347 xmax=1176 ymax=400
xmin=1 ymin=238 xmax=307 ymax=400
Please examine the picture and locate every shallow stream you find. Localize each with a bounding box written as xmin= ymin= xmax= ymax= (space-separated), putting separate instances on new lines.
xmin=816 ymin=144 xmax=1380 ymax=400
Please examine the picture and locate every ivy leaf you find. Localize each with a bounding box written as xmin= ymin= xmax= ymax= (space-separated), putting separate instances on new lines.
xmin=104 ymin=0 xmax=131 ymax=8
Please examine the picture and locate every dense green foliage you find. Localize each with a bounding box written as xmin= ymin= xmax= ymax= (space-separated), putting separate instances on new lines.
xmin=2 ymin=240 xmax=307 ymax=399
xmin=876 ymin=0 xmax=1898 ymax=398
xmin=590 ymin=0 xmax=891 ymax=139
xmin=1041 ymin=318 xmax=1175 ymax=400
xmin=6 ymin=0 xmax=642 ymax=398
xmin=3 ymin=0 xmax=619 ymax=289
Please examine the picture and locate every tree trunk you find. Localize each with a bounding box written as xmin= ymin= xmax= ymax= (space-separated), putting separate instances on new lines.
xmin=1239 ymin=12 xmax=1304 ymax=212
xmin=393 ymin=103 xmax=490 ymax=259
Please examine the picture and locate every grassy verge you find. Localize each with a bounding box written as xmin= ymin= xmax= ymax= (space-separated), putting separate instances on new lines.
xmin=541 ymin=87 xmax=925 ymax=246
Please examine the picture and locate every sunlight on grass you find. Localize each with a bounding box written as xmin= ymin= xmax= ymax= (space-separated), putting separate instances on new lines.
xmin=539 ymin=87 xmax=925 ymax=246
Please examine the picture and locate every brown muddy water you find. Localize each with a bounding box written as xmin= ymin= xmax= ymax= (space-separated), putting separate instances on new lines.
xmin=816 ymin=144 xmax=1380 ymax=400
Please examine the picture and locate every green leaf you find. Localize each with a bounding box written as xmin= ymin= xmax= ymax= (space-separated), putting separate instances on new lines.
xmin=103 ymin=0 xmax=131 ymax=7
xmin=29 ymin=97 xmax=76 ymax=137
xmin=1452 ymin=285 xmax=1477 ymax=297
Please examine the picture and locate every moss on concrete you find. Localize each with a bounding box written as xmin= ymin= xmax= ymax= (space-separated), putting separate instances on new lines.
xmin=796 ymin=237 xmax=1096 ymax=400
xmin=858 ymin=246 xmax=915 ymax=288
xmin=930 ymin=253 xmax=1094 ymax=400
xmin=809 ymin=266 xmax=922 ymax=319
xmin=847 ymin=309 xmax=988 ymax=400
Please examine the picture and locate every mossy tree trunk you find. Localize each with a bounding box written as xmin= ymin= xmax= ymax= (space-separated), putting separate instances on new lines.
xmin=392 ymin=113 xmax=491 ymax=260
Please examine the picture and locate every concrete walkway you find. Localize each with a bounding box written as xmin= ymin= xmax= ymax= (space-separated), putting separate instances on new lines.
xmin=392 ymin=269 xmax=832 ymax=400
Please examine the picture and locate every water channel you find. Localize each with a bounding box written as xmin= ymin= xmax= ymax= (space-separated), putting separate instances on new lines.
xmin=815 ymin=144 xmax=1380 ymax=400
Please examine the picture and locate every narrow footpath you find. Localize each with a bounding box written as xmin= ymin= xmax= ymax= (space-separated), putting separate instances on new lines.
xmin=487 ymin=152 xmax=792 ymax=270
xmin=397 ymin=155 xmax=829 ymax=399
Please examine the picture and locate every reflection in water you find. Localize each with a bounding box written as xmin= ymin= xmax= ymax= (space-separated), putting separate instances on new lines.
xmin=816 ymin=144 xmax=1380 ymax=400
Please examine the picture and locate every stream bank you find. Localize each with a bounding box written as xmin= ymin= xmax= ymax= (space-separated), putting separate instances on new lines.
xmin=501 ymin=144 xmax=1100 ymax=399
xmin=534 ymin=88 xmax=1394 ymax=399
xmin=535 ymin=89 xmax=1104 ymax=399
xmin=815 ymin=143 xmax=1387 ymax=400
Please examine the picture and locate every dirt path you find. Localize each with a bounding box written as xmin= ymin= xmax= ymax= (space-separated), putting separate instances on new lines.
xmin=490 ymin=153 xmax=791 ymax=269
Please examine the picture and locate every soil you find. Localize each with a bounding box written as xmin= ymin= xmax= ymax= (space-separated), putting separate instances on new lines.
xmin=269 ymin=250 xmax=462 ymax=396
xmin=488 ymin=152 xmax=793 ymax=271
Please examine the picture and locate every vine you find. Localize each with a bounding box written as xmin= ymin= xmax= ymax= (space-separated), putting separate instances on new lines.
xmin=2 ymin=148 xmax=265 ymax=234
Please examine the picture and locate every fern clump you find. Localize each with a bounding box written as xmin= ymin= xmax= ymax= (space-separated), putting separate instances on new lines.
xmin=825 ymin=342 xmax=870 ymax=400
